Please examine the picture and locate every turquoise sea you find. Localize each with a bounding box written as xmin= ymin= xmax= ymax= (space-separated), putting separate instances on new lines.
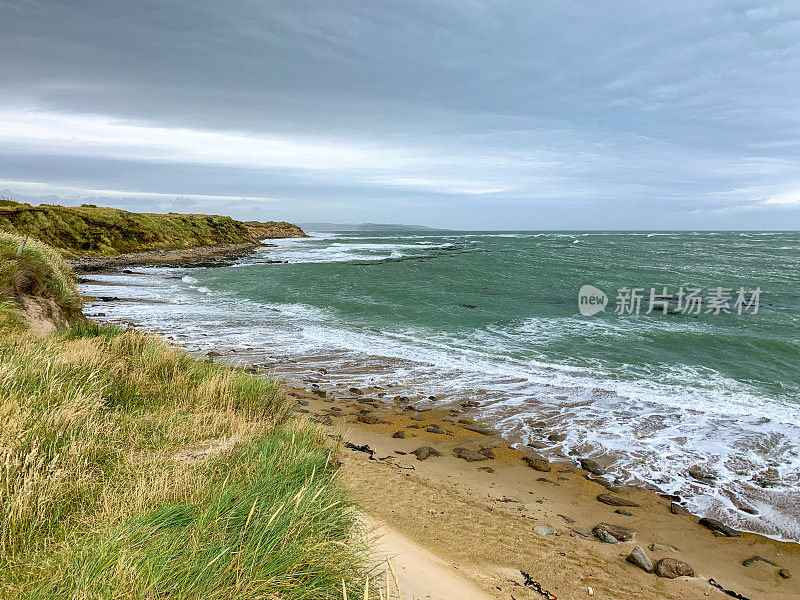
xmin=80 ymin=231 xmax=800 ymax=541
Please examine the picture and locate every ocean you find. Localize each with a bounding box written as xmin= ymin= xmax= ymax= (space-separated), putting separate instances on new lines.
xmin=79 ymin=231 xmax=800 ymax=541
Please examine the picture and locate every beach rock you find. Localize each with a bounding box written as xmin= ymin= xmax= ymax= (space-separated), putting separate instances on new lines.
xmin=317 ymin=368 xmax=328 ymax=374
xmin=313 ymin=415 xmax=333 ymax=426
xmin=627 ymin=546 xmax=654 ymax=573
xmin=392 ymin=430 xmax=406 ymax=439
xmin=594 ymin=529 xmax=619 ymax=544
xmin=459 ymin=425 xmax=497 ymax=436
xmin=548 ymin=432 xmax=567 ymax=442
xmin=535 ymin=525 xmax=553 ymax=536
xmin=411 ymin=446 xmax=441 ymax=461
xmin=742 ymin=555 xmax=778 ymax=567
xmin=479 ymin=446 xmax=496 ymax=459
xmin=580 ymin=458 xmax=606 ymax=476
xmin=728 ymin=495 xmax=758 ymax=515
xmin=410 ymin=413 xmax=423 ymax=421
xmin=349 ymin=387 xmax=363 ymax=395
xmin=207 ymin=350 xmax=221 ymax=357
xmin=426 ymin=425 xmax=446 ymax=434
xmin=698 ymin=517 xmax=740 ymax=537
xmin=670 ymin=502 xmax=692 ymax=516
xmin=523 ymin=455 xmax=552 ymax=472
xmin=688 ymin=467 xmax=717 ymax=485
xmin=526 ymin=440 xmax=549 ymax=449
xmin=311 ymin=389 xmax=327 ymax=397
xmin=296 ymin=399 xmax=309 ymax=406
xmin=615 ymin=509 xmax=633 ymax=516
xmin=654 ymin=558 xmax=695 ymax=579
xmin=453 ymin=447 xmax=488 ymax=462
xmin=477 ymin=466 xmax=494 ymax=473
xmin=357 ymin=414 xmax=380 ymax=425
xmin=571 ymin=528 xmax=590 ymax=537
xmin=597 ymin=493 xmax=641 ymax=507
xmin=394 ymin=395 xmax=409 ymax=404
xmin=779 ymin=569 xmax=792 ymax=579
xmin=649 ymin=543 xmax=679 ymax=553
xmin=593 ymin=522 xmax=635 ymax=542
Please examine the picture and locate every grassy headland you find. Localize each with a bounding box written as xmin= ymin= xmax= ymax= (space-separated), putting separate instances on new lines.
xmin=0 ymin=198 xmax=306 ymax=257
xmin=0 ymin=232 xmax=365 ymax=599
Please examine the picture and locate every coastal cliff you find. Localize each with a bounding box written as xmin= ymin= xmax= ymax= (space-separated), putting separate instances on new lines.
xmin=0 ymin=199 xmax=306 ymax=257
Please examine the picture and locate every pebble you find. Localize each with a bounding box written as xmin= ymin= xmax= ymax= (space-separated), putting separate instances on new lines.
xmin=654 ymin=558 xmax=695 ymax=579
xmin=535 ymin=525 xmax=553 ymax=536
xmin=596 ymin=493 xmax=641 ymax=507
xmin=357 ymin=414 xmax=380 ymax=425
xmin=649 ymin=543 xmax=679 ymax=553
xmin=626 ymin=546 xmax=654 ymax=573
xmin=615 ymin=509 xmax=633 ymax=516
xmin=593 ymin=522 xmax=635 ymax=542
xmin=594 ymin=529 xmax=619 ymax=544
xmin=392 ymin=430 xmax=406 ymax=439
xmin=426 ymin=425 xmax=446 ymax=435
xmin=411 ymin=446 xmax=441 ymax=461
xmin=742 ymin=555 xmax=777 ymax=567
xmin=453 ymin=447 xmax=489 ymax=462
xmin=571 ymin=528 xmax=591 ymax=537
xmin=779 ymin=568 xmax=792 ymax=579
xmin=523 ymin=455 xmax=552 ymax=472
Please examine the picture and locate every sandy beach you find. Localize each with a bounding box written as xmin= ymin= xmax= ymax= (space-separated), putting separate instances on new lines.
xmin=285 ymin=382 xmax=799 ymax=600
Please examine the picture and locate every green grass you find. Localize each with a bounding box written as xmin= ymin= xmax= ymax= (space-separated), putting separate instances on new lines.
xmin=0 ymin=198 xmax=305 ymax=256
xmin=0 ymin=239 xmax=367 ymax=599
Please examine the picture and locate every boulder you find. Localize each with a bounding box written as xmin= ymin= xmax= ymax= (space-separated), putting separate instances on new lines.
xmin=392 ymin=430 xmax=406 ymax=439
xmin=357 ymin=414 xmax=380 ymax=425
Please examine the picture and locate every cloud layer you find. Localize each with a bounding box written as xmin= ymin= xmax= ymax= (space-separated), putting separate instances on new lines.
xmin=1 ymin=0 xmax=799 ymax=228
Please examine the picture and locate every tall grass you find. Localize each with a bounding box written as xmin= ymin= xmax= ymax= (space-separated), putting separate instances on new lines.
xmin=0 ymin=237 xmax=367 ymax=599
xmin=0 ymin=317 xmax=367 ymax=598
xmin=38 ymin=429 xmax=364 ymax=600
xmin=0 ymin=231 xmax=82 ymax=319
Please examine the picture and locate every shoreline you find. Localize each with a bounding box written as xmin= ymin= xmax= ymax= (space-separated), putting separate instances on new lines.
xmin=69 ymin=241 xmax=274 ymax=273
xmin=76 ymin=257 xmax=799 ymax=599
xmin=284 ymin=381 xmax=799 ymax=599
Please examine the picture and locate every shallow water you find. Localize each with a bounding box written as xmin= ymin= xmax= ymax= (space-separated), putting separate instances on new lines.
xmin=80 ymin=231 xmax=800 ymax=541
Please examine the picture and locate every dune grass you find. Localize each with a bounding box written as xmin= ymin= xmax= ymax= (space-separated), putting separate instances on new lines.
xmin=0 ymin=239 xmax=366 ymax=598
xmin=0 ymin=230 xmax=82 ymax=320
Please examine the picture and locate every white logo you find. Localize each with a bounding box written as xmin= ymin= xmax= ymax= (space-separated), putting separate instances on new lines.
xmin=578 ymin=284 xmax=608 ymax=316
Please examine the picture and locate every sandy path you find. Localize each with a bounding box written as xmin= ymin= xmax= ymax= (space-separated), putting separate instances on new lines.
xmin=368 ymin=521 xmax=490 ymax=600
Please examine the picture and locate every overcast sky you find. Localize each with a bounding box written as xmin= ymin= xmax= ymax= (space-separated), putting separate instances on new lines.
xmin=1 ymin=1 xmax=800 ymax=229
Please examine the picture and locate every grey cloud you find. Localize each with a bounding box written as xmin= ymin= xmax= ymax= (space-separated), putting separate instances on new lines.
xmin=0 ymin=0 xmax=799 ymax=228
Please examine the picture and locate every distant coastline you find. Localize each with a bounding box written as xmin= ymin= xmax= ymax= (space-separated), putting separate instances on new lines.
xmin=300 ymin=222 xmax=450 ymax=232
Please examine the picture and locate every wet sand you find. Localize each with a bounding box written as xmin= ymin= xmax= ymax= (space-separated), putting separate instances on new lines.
xmin=285 ymin=383 xmax=799 ymax=600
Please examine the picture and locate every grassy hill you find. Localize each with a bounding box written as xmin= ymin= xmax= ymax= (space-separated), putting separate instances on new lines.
xmin=0 ymin=199 xmax=306 ymax=257
xmin=0 ymin=232 xmax=366 ymax=599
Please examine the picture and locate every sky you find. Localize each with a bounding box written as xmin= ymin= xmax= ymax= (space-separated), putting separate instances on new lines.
xmin=1 ymin=1 xmax=800 ymax=230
